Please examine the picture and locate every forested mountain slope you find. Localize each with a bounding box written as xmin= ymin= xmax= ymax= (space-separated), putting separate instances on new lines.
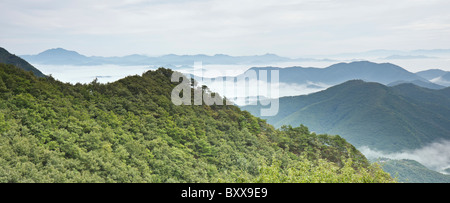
xmin=0 ymin=64 xmax=393 ymax=183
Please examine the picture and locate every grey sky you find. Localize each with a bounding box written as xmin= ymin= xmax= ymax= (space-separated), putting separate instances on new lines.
xmin=1 ymin=0 xmax=450 ymax=58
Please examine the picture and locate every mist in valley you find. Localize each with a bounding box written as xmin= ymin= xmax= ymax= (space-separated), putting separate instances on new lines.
xmin=360 ymin=140 xmax=450 ymax=174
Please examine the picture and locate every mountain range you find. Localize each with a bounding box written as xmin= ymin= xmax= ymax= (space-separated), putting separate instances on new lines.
xmin=241 ymin=80 xmax=450 ymax=153
xmin=244 ymin=61 xmax=434 ymax=86
xmin=195 ymin=61 xmax=447 ymax=104
xmin=18 ymin=48 xmax=450 ymax=91
xmin=3 ymin=47 xmax=450 ymax=182
xmin=20 ymin=48 xmax=332 ymax=66
xmin=19 ymin=48 xmax=450 ymax=69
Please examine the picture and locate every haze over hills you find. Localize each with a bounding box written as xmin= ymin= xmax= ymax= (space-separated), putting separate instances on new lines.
xmin=0 ymin=47 xmax=46 ymax=77
xmin=241 ymin=80 xmax=450 ymax=153
xmin=323 ymin=49 xmax=450 ymax=59
xmin=20 ymin=48 xmax=332 ymax=66
xmin=255 ymin=61 xmax=437 ymax=86
xmin=194 ymin=61 xmax=445 ymax=104
xmin=2 ymin=46 xmax=449 ymax=182
xmin=23 ymin=48 xmax=91 ymax=66
xmin=20 ymin=47 xmax=450 ymax=67
xmin=18 ymin=48 xmax=450 ymax=92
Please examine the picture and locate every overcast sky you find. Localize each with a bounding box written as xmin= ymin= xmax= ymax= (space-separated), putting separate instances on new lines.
xmin=1 ymin=0 xmax=450 ymax=58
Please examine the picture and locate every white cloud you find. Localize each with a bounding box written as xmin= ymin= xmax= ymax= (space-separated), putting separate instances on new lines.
xmin=360 ymin=140 xmax=450 ymax=174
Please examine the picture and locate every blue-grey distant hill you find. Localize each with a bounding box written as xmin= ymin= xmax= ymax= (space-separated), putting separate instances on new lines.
xmin=22 ymin=48 xmax=93 ymax=65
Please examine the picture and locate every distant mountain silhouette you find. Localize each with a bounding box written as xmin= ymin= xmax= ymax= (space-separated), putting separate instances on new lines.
xmin=21 ymin=48 xmax=94 ymax=65
xmin=20 ymin=48 xmax=332 ymax=66
xmin=0 ymin=47 xmax=46 ymax=77
xmin=257 ymin=61 xmax=431 ymax=85
xmin=201 ymin=61 xmax=439 ymax=92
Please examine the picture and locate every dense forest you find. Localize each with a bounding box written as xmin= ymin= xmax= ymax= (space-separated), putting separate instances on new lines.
xmin=0 ymin=63 xmax=394 ymax=183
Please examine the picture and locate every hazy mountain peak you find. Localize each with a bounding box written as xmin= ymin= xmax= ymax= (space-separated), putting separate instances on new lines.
xmin=37 ymin=48 xmax=85 ymax=57
xmin=328 ymin=60 xmax=400 ymax=68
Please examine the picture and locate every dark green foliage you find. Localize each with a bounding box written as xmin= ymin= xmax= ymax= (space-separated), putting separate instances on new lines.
xmin=0 ymin=64 xmax=393 ymax=183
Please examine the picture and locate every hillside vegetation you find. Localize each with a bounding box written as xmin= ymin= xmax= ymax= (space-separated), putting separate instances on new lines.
xmin=0 ymin=63 xmax=394 ymax=183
